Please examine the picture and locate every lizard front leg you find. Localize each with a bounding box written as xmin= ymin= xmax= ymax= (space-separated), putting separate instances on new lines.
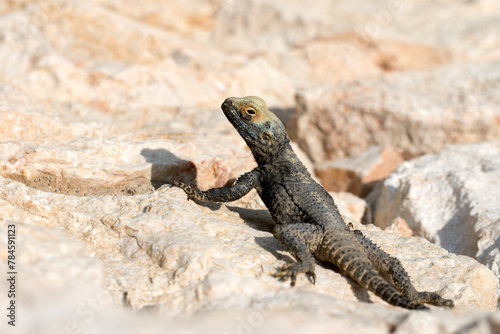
xmin=174 ymin=169 xmax=261 ymax=202
xmin=272 ymin=223 xmax=323 ymax=286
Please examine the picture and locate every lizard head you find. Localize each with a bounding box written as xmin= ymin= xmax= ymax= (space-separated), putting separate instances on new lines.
xmin=221 ymin=96 xmax=289 ymax=164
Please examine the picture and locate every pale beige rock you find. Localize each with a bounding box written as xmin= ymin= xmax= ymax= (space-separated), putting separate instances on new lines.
xmin=291 ymin=62 xmax=500 ymax=161
xmin=88 ymin=0 xmax=217 ymax=37
xmin=393 ymin=311 xmax=500 ymax=334
xmin=5 ymin=0 xmax=499 ymax=122
xmin=0 ymin=220 xmax=104 ymax=291
xmin=0 ymin=4 xmax=295 ymax=114
xmin=213 ymin=0 xmax=500 ymax=61
xmin=213 ymin=0 xmax=499 ymax=89
xmin=0 ymin=134 xmax=255 ymax=195
xmin=2 ymin=0 xmax=499 ymax=135
xmin=275 ymin=36 xmax=452 ymax=88
xmin=373 ymin=141 xmax=500 ymax=307
xmin=1 ymin=0 xmax=500 ymax=331
xmin=0 ymin=175 xmax=497 ymax=314
xmin=0 ymin=219 xmax=123 ymax=333
xmin=3 ymin=219 xmax=497 ymax=334
xmin=5 ymin=221 xmax=496 ymax=334
xmin=315 ymin=145 xmax=403 ymax=196
xmin=385 ymin=217 xmax=413 ymax=237
xmin=330 ymin=192 xmax=367 ymax=225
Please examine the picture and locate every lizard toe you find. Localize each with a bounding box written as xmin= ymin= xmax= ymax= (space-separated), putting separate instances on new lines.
xmin=272 ymin=262 xmax=315 ymax=286
xmin=416 ymin=292 xmax=454 ymax=308
xmin=306 ymin=271 xmax=316 ymax=285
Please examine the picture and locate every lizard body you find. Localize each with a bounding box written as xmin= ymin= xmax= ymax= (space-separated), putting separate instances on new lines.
xmin=175 ymin=96 xmax=453 ymax=310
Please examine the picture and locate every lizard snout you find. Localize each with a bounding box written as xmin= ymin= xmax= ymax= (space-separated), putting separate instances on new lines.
xmin=221 ymin=98 xmax=234 ymax=109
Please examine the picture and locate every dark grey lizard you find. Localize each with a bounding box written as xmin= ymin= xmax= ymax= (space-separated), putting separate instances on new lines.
xmin=174 ymin=96 xmax=454 ymax=310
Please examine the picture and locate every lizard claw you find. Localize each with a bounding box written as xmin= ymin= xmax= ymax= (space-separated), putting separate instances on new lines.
xmin=272 ymin=263 xmax=294 ymax=281
xmin=416 ymin=292 xmax=455 ymax=308
xmin=307 ymin=271 xmax=316 ymax=285
xmin=272 ymin=262 xmax=315 ymax=287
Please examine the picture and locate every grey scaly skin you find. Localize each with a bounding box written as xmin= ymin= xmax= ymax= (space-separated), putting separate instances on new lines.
xmin=174 ymin=96 xmax=454 ymax=310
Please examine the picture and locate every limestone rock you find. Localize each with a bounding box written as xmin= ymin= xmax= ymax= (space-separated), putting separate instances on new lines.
xmin=330 ymin=192 xmax=367 ymax=224
xmin=393 ymin=311 xmax=500 ymax=334
xmin=1 ymin=174 xmax=497 ymax=314
xmin=0 ymin=106 xmax=110 ymax=143
xmin=0 ymin=3 xmax=295 ymax=114
xmin=291 ymin=62 xmax=500 ymax=161
xmin=0 ymin=220 xmax=104 ymax=292
xmin=0 ymin=219 xmax=122 ymax=333
xmin=1 ymin=0 xmax=500 ymax=332
xmin=212 ymin=0 xmax=500 ymax=63
xmin=373 ymin=141 xmax=500 ymax=307
xmin=315 ymin=145 xmax=403 ymax=196
xmin=213 ymin=0 xmax=500 ymax=90
xmin=3 ymin=218 xmax=499 ymax=334
xmin=0 ymin=134 xmax=256 ymax=195
xmin=385 ymin=217 xmax=413 ymax=237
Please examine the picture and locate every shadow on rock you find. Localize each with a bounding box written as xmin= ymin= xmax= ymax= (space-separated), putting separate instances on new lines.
xmin=226 ymin=205 xmax=275 ymax=232
xmin=140 ymin=148 xmax=197 ymax=189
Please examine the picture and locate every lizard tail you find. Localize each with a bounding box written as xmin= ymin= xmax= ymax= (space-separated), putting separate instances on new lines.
xmin=317 ymin=228 xmax=427 ymax=310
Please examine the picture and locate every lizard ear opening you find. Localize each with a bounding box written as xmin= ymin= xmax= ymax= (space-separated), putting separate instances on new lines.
xmin=261 ymin=131 xmax=272 ymax=144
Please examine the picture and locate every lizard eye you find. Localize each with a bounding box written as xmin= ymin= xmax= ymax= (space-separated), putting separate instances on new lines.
xmin=241 ymin=107 xmax=257 ymax=120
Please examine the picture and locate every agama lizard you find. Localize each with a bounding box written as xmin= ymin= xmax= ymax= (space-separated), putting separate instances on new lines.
xmin=174 ymin=96 xmax=454 ymax=310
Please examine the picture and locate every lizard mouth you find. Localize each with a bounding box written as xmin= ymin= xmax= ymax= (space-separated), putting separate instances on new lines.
xmin=220 ymin=97 xmax=261 ymax=148
xmin=221 ymin=97 xmax=237 ymax=114
xmin=221 ymin=98 xmax=234 ymax=116
xmin=221 ymin=97 xmax=245 ymax=128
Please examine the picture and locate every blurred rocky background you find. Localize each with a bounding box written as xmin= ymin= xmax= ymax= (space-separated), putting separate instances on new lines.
xmin=0 ymin=0 xmax=499 ymax=333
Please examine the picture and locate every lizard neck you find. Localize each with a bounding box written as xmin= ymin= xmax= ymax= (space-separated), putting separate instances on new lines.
xmin=255 ymin=138 xmax=303 ymax=169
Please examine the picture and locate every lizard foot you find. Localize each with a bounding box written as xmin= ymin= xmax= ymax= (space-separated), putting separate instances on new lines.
xmin=272 ymin=262 xmax=316 ymax=286
xmin=416 ymin=292 xmax=455 ymax=308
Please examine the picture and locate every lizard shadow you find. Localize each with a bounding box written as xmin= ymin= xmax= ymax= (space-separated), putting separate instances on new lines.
xmin=176 ymin=200 xmax=296 ymax=264
xmin=319 ymin=261 xmax=373 ymax=304
xmin=140 ymin=148 xmax=198 ymax=189
xmin=226 ymin=205 xmax=296 ymax=264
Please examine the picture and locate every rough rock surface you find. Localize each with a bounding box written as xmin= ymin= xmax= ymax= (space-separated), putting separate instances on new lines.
xmin=385 ymin=217 xmax=414 ymax=237
xmin=1 ymin=0 xmax=500 ymax=332
xmin=373 ymin=141 xmax=500 ymax=307
xmin=291 ymin=62 xmax=500 ymax=162
xmin=213 ymin=0 xmax=500 ymax=85
xmin=3 ymin=216 xmax=500 ymax=334
xmin=0 ymin=131 xmax=255 ymax=195
xmin=315 ymin=145 xmax=403 ymax=196
xmin=0 ymin=175 xmax=498 ymax=333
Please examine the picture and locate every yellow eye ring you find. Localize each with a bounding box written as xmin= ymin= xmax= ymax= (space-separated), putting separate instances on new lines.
xmin=241 ymin=107 xmax=257 ymax=120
